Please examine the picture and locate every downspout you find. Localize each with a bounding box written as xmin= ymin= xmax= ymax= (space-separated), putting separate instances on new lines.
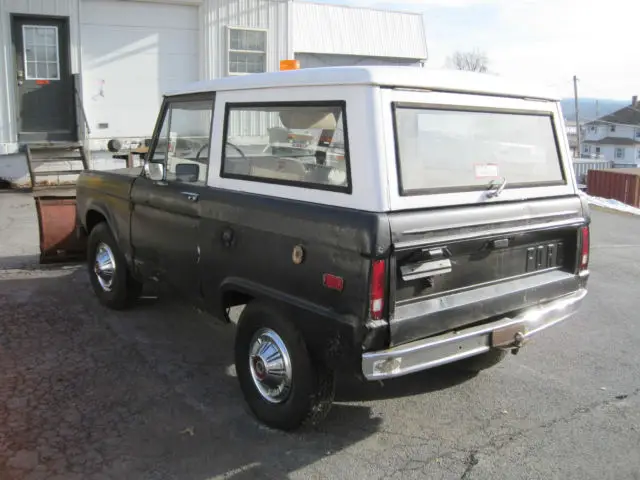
xmin=75 ymin=0 xmax=92 ymax=164
xmin=288 ymin=0 xmax=294 ymax=61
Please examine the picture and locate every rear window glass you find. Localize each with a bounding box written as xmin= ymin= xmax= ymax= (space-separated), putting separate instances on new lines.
xmin=393 ymin=105 xmax=565 ymax=195
xmin=221 ymin=102 xmax=350 ymax=192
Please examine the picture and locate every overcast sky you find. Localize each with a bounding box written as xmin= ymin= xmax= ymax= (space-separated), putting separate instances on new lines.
xmin=315 ymin=0 xmax=636 ymax=101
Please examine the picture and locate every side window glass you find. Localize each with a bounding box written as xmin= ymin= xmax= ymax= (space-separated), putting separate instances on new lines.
xmin=165 ymin=100 xmax=213 ymax=185
xmin=148 ymin=99 xmax=214 ymax=185
xmin=221 ymin=103 xmax=351 ymax=192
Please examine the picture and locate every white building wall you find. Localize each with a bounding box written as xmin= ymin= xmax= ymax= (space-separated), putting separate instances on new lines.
xmin=595 ymin=145 xmax=615 ymax=161
xmin=200 ymin=0 xmax=290 ymax=137
xmin=583 ymin=144 xmax=639 ymax=165
xmin=611 ymin=145 xmax=637 ymax=164
xmin=1 ymin=0 xmax=427 ymax=186
xmin=291 ymin=2 xmax=427 ymax=60
xmin=584 ymin=124 xmax=636 ymax=142
xmin=80 ymin=0 xmax=200 ymax=150
xmin=200 ymin=0 xmax=290 ymax=80
xmin=0 ymin=0 xmax=81 ymax=154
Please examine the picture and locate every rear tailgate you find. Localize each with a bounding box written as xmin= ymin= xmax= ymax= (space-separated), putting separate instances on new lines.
xmin=388 ymin=196 xmax=586 ymax=345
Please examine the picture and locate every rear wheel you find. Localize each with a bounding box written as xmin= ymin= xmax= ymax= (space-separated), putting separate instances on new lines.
xmin=234 ymin=301 xmax=335 ymax=431
xmin=87 ymin=222 xmax=142 ymax=310
xmin=455 ymin=349 xmax=508 ymax=373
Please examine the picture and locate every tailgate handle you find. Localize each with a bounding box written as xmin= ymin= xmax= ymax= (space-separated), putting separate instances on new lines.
xmin=400 ymin=258 xmax=452 ymax=281
xmin=490 ymin=238 xmax=510 ymax=249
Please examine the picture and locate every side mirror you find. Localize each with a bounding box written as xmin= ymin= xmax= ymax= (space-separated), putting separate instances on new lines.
xmin=143 ymin=161 xmax=165 ymax=181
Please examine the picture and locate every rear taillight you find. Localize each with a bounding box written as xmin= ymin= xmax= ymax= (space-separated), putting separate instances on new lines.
xmin=370 ymin=259 xmax=386 ymax=320
xmin=579 ymin=225 xmax=590 ymax=271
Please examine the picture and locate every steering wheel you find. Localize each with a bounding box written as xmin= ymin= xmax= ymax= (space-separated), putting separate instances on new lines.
xmin=194 ymin=141 xmax=247 ymax=162
xmin=225 ymin=141 xmax=247 ymax=160
xmin=195 ymin=143 xmax=209 ymax=163
xmin=196 ymin=142 xmax=247 ymax=162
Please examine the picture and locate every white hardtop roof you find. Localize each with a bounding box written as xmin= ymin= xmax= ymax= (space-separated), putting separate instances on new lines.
xmin=167 ymin=66 xmax=560 ymax=101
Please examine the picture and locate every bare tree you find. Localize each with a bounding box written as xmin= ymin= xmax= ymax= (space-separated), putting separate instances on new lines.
xmin=446 ymin=49 xmax=489 ymax=73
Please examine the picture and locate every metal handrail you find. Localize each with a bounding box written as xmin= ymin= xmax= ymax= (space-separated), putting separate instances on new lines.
xmin=74 ymin=82 xmax=91 ymax=136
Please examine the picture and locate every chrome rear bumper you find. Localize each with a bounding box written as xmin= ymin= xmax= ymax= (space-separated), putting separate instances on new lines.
xmin=362 ymin=288 xmax=587 ymax=380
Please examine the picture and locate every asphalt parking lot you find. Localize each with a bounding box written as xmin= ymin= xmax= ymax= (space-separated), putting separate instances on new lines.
xmin=1 ymin=190 xmax=639 ymax=480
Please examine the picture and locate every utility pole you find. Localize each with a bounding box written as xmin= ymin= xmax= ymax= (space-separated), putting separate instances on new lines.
xmin=573 ymin=75 xmax=581 ymax=158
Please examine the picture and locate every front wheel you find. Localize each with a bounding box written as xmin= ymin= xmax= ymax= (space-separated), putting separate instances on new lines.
xmin=234 ymin=301 xmax=335 ymax=431
xmin=87 ymin=222 xmax=142 ymax=310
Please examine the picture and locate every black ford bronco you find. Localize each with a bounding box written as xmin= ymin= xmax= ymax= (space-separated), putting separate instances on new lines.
xmin=76 ymin=66 xmax=590 ymax=430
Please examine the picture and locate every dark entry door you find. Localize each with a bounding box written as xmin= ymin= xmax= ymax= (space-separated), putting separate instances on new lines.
xmin=11 ymin=16 xmax=76 ymax=142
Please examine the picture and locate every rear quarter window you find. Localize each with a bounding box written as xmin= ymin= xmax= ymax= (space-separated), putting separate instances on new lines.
xmin=220 ymin=102 xmax=351 ymax=193
xmin=393 ymin=104 xmax=566 ymax=195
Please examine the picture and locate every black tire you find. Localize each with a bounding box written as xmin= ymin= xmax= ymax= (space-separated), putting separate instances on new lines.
xmin=87 ymin=222 xmax=142 ymax=310
xmin=107 ymin=139 xmax=122 ymax=153
xmin=234 ymin=301 xmax=335 ymax=431
xmin=454 ymin=349 xmax=508 ymax=373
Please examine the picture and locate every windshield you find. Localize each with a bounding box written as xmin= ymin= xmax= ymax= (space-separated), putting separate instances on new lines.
xmin=393 ymin=105 xmax=566 ymax=195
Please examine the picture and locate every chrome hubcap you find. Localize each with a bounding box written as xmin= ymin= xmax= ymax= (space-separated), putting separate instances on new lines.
xmin=94 ymin=242 xmax=116 ymax=292
xmin=249 ymin=328 xmax=292 ymax=404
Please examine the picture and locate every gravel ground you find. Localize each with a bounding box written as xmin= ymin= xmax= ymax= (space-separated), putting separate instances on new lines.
xmin=1 ymin=191 xmax=639 ymax=480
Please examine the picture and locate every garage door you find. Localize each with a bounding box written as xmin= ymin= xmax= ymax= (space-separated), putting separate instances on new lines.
xmin=81 ymin=1 xmax=198 ymax=141
xmin=295 ymin=53 xmax=422 ymax=69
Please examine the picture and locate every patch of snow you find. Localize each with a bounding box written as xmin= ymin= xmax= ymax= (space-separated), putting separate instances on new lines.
xmin=580 ymin=191 xmax=640 ymax=216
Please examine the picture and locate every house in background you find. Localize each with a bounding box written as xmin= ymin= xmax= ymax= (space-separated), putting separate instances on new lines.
xmin=582 ymin=96 xmax=640 ymax=165
xmin=0 ymin=0 xmax=427 ymax=187
xmin=564 ymin=120 xmax=585 ymax=158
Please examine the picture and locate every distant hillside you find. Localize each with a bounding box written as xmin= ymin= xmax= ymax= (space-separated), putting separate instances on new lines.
xmin=560 ymin=98 xmax=628 ymax=122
